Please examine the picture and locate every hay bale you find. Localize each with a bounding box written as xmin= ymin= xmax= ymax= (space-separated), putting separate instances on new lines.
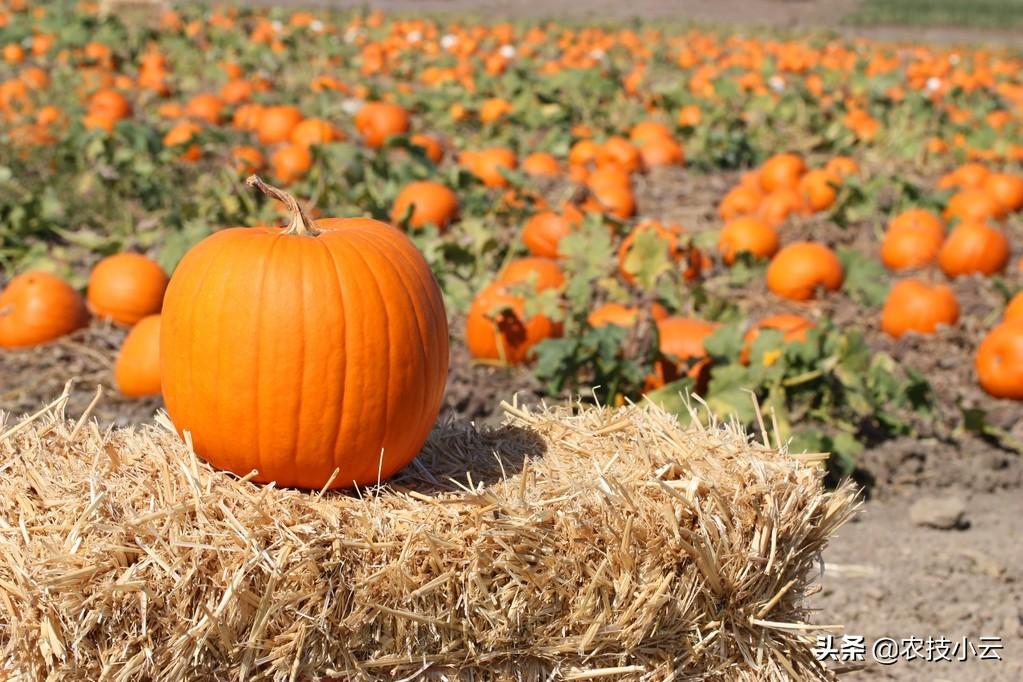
xmin=0 ymin=389 xmax=858 ymax=681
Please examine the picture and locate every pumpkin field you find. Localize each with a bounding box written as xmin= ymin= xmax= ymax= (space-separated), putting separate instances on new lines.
xmin=1 ymin=0 xmax=1023 ymax=680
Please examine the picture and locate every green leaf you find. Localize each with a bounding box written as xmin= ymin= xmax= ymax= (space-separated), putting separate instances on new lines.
xmin=838 ymin=247 xmax=889 ymax=307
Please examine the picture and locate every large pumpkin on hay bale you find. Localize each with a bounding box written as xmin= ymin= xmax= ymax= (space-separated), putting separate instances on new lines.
xmin=160 ymin=176 xmax=449 ymax=489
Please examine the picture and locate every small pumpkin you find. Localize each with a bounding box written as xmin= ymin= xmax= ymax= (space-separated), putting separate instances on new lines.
xmin=0 ymin=271 xmax=90 ymax=348
xmin=880 ymin=209 xmax=945 ymax=271
xmin=290 ymin=118 xmax=341 ymax=147
xmin=522 ymin=211 xmax=578 ymax=259
xmin=256 ymin=105 xmax=303 ymax=145
xmin=975 ymin=320 xmax=1023 ymax=400
xmin=757 ymin=187 xmax=805 ymax=227
xmin=1004 ymin=292 xmax=1023 ymax=323
xmin=718 ymin=217 xmax=779 ymax=264
xmin=766 ymin=242 xmax=844 ymax=301
xmin=390 ymin=181 xmax=459 ymax=230
xmin=521 ymin=152 xmax=560 ymax=177
xmin=759 ymin=153 xmax=806 ymax=193
xmin=944 ymin=189 xmax=1006 ymax=223
xmin=797 ymin=169 xmax=838 ymax=212
xmin=880 ymin=279 xmax=959 ymax=338
xmin=982 ymin=173 xmax=1023 ymax=214
xmin=719 ymin=185 xmax=762 ymax=221
xmin=87 ymin=253 xmax=168 ymax=326
xmin=498 ymin=257 xmax=565 ymax=290
xmin=587 ymin=302 xmax=639 ymax=328
xmin=937 ymin=221 xmax=1010 ymax=278
xmin=161 ymin=176 xmax=449 ymax=489
xmin=740 ymin=314 xmax=815 ymax=364
xmin=115 ymin=314 xmax=162 ymax=397
xmin=465 ymin=281 xmax=561 ymax=365
xmin=461 ymin=147 xmax=517 ymax=188
xmin=354 ymin=101 xmax=410 ymax=148
xmin=271 ymin=144 xmax=313 ymax=184
xmin=648 ymin=316 xmax=719 ymax=391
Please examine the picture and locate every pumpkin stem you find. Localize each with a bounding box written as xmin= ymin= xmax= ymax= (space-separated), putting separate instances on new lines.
xmin=245 ymin=175 xmax=320 ymax=236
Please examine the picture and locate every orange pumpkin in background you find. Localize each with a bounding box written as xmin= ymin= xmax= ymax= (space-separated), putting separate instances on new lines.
xmin=115 ymin=314 xmax=162 ymax=397
xmin=390 ymin=181 xmax=459 ymax=230
xmin=766 ymin=242 xmax=844 ymax=301
xmin=718 ymin=217 xmax=779 ymax=264
xmin=740 ymin=314 xmax=815 ymax=364
xmin=465 ymin=281 xmax=561 ymax=365
xmin=938 ymin=222 xmax=1010 ymax=277
xmin=0 ymin=271 xmax=90 ymax=348
xmin=648 ymin=316 xmax=719 ymax=391
xmin=880 ymin=209 xmax=945 ymax=271
xmin=355 ymin=101 xmax=410 ymax=147
xmin=87 ymin=253 xmax=168 ymax=326
xmin=759 ymin=152 xmax=805 ymax=193
xmin=880 ymin=279 xmax=959 ymax=338
xmin=256 ymin=105 xmax=303 ymax=145
xmin=161 ymin=177 xmax=449 ymax=489
xmin=975 ymin=320 xmax=1023 ymax=400
xmin=522 ymin=211 xmax=577 ymax=258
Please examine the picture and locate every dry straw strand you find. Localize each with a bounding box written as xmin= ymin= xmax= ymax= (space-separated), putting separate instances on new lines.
xmin=1 ymin=394 xmax=859 ymax=681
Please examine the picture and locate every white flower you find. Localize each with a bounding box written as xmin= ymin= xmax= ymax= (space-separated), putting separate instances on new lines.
xmin=499 ymin=44 xmax=516 ymax=59
xmin=769 ymin=75 xmax=785 ymax=92
xmin=271 ymin=20 xmax=282 ymax=32
xmin=344 ymin=28 xmax=360 ymax=43
xmin=926 ymin=76 xmax=941 ymax=92
xmin=310 ymin=20 xmax=324 ymax=33
xmin=589 ymin=48 xmax=606 ymax=61
xmin=949 ymin=53 xmax=960 ymax=65
xmin=341 ymin=98 xmax=363 ymax=115
xmin=441 ymin=34 xmax=458 ymax=50
xmin=406 ymin=30 xmax=422 ymax=43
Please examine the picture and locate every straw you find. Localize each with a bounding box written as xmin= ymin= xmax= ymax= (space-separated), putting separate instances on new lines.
xmin=0 ymin=391 xmax=859 ymax=681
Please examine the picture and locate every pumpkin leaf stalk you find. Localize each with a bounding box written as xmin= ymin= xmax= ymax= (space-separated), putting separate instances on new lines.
xmin=245 ymin=175 xmax=320 ymax=237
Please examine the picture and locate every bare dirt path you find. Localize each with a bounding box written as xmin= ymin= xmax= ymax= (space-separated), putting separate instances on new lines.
xmin=819 ymin=489 xmax=1023 ymax=681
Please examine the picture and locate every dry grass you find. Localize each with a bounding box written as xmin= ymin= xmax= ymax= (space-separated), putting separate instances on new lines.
xmin=0 ymin=386 xmax=859 ymax=681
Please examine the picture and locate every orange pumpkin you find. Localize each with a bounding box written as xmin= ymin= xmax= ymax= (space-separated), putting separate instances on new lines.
xmin=185 ymin=93 xmax=223 ymax=124
xmin=797 ymin=169 xmax=839 ymax=212
xmin=271 ymin=144 xmax=313 ymax=185
xmin=588 ymin=302 xmax=639 ymax=328
xmin=880 ymin=279 xmax=959 ymax=338
xmin=718 ymin=217 xmax=779 ymax=264
xmin=161 ymin=176 xmax=449 ymax=489
xmin=740 ymin=314 xmax=815 ymax=364
xmin=880 ymin=209 xmax=945 ymax=271
xmin=410 ymin=133 xmax=444 ymax=163
xmin=290 ymin=118 xmax=340 ymax=147
xmin=522 ymin=211 xmax=577 ymax=259
xmin=462 ymin=147 xmax=517 ymax=188
xmin=465 ymin=281 xmax=561 ymax=365
xmin=115 ymin=314 xmax=162 ymax=397
xmin=649 ymin=316 xmax=718 ymax=390
xmin=498 ymin=257 xmax=565 ymax=290
xmin=1004 ymin=292 xmax=1023 ymax=323
xmin=354 ymin=101 xmax=410 ymax=148
xmin=163 ymin=121 xmax=202 ymax=162
xmin=0 ymin=271 xmax=90 ymax=348
xmin=521 ymin=152 xmax=560 ymax=177
xmin=719 ymin=185 xmax=762 ymax=221
xmin=390 ymin=181 xmax=459 ymax=230
xmin=87 ymin=253 xmax=168 ymax=326
xmin=256 ymin=105 xmax=303 ymax=145
xmin=937 ymin=222 xmax=1010 ymax=277
xmin=982 ymin=173 xmax=1023 ymax=214
xmin=759 ymin=153 xmax=806 ymax=193
xmin=975 ymin=320 xmax=1023 ymax=399
xmin=766 ymin=242 xmax=844 ymax=301
xmin=944 ymin=189 xmax=1006 ymax=223
xmin=757 ymin=187 xmax=806 ymax=227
